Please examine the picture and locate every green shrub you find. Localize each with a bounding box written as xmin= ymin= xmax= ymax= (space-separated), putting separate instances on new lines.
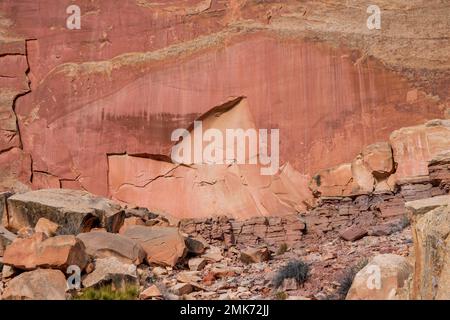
xmin=272 ymin=260 xmax=309 ymax=288
xmin=73 ymin=284 xmax=139 ymax=300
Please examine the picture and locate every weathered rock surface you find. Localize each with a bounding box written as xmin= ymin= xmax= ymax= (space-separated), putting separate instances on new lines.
xmin=108 ymin=98 xmax=311 ymax=219
xmin=0 ymin=191 xmax=12 ymax=226
xmin=122 ymin=226 xmax=187 ymax=267
xmin=310 ymin=163 xmax=353 ymax=197
xmin=2 ymin=232 xmax=45 ymax=269
xmin=82 ymin=257 xmax=138 ymax=289
xmin=0 ymin=226 xmax=16 ymax=256
xmin=188 ymin=258 xmax=208 ymax=271
xmin=429 ymin=151 xmax=450 ymax=189
xmin=340 ymin=225 xmax=368 ymax=242
xmin=35 ymin=218 xmax=60 ymax=237
xmin=240 ymin=247 xmax=271 ymax=264
xmin=1 ymin=269 xmax=67 ymax=300
xmin=405 ymin=195 xmax=450 ymax=216
xmin=5 ymin=189 xmax=124 ymax=234
xmin=406 ymin=196 xmax=450 ymax=300
xmin=346 ymin=254 xmax=413 ymax=300
xmin=184 ymin=237 xmax=206 ymax=255
xmin=77 ymin=231 xmax=146 ymax=265
xmin=1 ymin=1 xmax=448 ymax=220
xmin=3 ymin=233 xmax=88 ymax=270
xmin=181 ymin=214 xmax=305 ymax=248
xmin=390 ymin=120 xmax=450 ymax=184
xmin=139 ymin=285 xmax=162 ymax=300
xmin=171 ymin=283 xmax=193 ymax=296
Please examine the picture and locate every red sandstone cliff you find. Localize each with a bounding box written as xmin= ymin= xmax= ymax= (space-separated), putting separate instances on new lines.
xmin=0 ymin=0 xmax=449 ymax=219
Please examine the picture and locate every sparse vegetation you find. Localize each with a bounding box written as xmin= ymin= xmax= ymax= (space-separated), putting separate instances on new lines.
xmin=73 ymin=284 xmax=139 ymax=300
xmin=272 ymin=259 xmax=310 ymax=288
xmin=274 ymin=291 xmax=288 ymax=300
xmin=276 ymin=243 xmax=288 ymax=255
xmin=336 ymin=258 xmax=368 ymax=299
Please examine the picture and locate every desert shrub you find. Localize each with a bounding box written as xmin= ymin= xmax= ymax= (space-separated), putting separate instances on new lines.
xmin=276 ymin=243 xmax=288 ymax=255
xmin=272 ymin=259 xmax=309 ymax=288
xmin=274 ymin=291 xmax=288 ymax=300
xmin=336 ymin=258 xmax=368 ymax=299
xmin=73 ymin=284 xmax=139 ymax=300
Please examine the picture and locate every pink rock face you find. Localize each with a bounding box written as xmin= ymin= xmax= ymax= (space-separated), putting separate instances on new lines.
xmin=0 ymin=1 xmax=446 ymax=219
xmin=390 ymin=120 xmax=450 ymax=183
xmin=109 ymin=98 xmax=311 ymax=219
xmin=15 ymin=34 xmax=442 ymax=199
xmin=0 ymin=53 xmax=29 ymax=152
xmin=362 ymin=142 xmax=394 ymax=178
xmin=0 ymin=148 xmax=31 ymax=192
xmin=310 ymin=163 xmax=353 ymax=197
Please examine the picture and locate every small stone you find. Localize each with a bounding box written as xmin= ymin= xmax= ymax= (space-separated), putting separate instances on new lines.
xmin=2 ymin=265 xmax=17 ymax=279
xmin=139 ymin=285 xmax=162 ymax=299
xmin=35 ymin=218 xmax=60 ymax=237
xmin=171 ymin=283 xmax=193 ymax=296
xmin=152 ymin=266 xmax=168 ymax=276
xmin=282 ymin=278 xmax=299 ymax=291
xmin=188 ymin=258 xmax=208 ymax=271
xmin=339 ymin=225 xmax=368 ymax=241
xmin=118 ymin=217 xmax=145 ymax=234
xmin=240 ymin=247 xmax=271 ymax=264
xmin=202 ymin=246 xmax=223 ymax=262
xmin=287 ymin=296 xmax=311 ymax=300
xmin=0 ymin=226 xmax=17 ymax=256
xmin=176 ymin=271 xmax=201 ymax=283
xmin=17 ymin=227 xmax=34 ymax=238
xmin=185 ymin=237 xmax=206 ymax=255
xmin=85 ymin=262 xmax=95 ymax=274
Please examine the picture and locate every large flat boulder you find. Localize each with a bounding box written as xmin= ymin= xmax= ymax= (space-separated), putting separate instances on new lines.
xmin=405 ymin=195 xmax=450 ymax=216
xmin=407 ymin=196 xmax=450 ymax=300
xmin=82 ymin=257 xmax=138 ymax=289
xmin=1 ymin=269 xmax=67 ymax=300
xmin=5 ymin=189 xmax=125 ymax=234
xmin=346 ymin=254 xmax=412 ymax=300
xmin=77 ymin=231 xmax=146 ymax=265
xmin=122 ymin=226 xmax=187 ymax=267
xmin=3 ymin=233 xmax=88 ymax=270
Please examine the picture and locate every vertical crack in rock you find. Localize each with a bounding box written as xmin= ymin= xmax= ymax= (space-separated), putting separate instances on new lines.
xmin=0 ymin=37 xmax=34 ymax=190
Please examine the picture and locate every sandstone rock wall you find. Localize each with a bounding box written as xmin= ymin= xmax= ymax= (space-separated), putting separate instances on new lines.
xmin=406 ymin=196 xmax=450 ymax=300
xmin=180 ymin=150 xmax=450 ymax=247
xmin=304 ymin=149 xmax=450 ymax=236
xmin=179 ymin=214 xmax=305 ymax=248
xmin=0 ymin=1 xmax=448 ymax=220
